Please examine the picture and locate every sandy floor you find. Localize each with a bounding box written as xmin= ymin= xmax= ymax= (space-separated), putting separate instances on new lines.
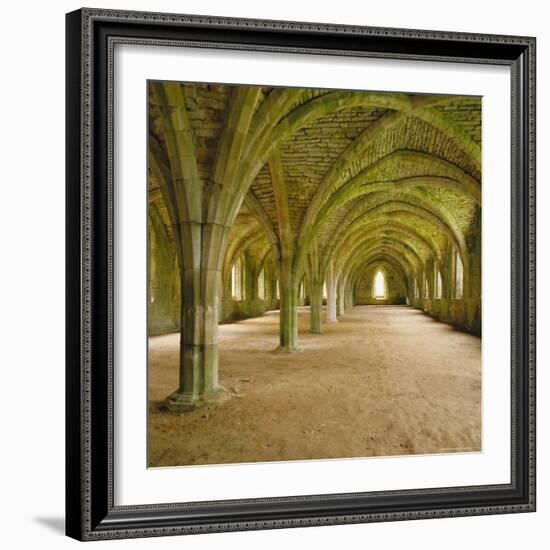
xmin=148 ymin=306 xmax=481 ymax=467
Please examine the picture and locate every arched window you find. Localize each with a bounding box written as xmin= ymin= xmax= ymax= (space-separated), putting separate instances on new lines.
xmin=275 ymin=279 xmax=280 ymax=300
xmin=435 ymin=269 xmax=443 ymax=299
xmin=322 ymin=281 xmax=327 ymax=300
xmin=258 ymin=268 xmax=266 ymax=300
xmin=455 ymin=251 xmax=464 ymax=299
xmin=299 ymin=281 xmax=305 ymax=300
xmin=373 ymin=269 xmax=386 ymax=299
xmin=231 ymin=257 xmax=244 ymax=301
xmin=414 ymin=277 xmax=419 ymax=299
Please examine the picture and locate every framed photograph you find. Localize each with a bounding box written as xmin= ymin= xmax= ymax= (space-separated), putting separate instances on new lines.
xmin=65 ymin=8 xmax=536 ymax=541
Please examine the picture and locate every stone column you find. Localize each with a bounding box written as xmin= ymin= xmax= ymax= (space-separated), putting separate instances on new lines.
xmin=465 ymin=210 xmax=481 ymax=333
xmin=277 ymin=273 xmax=299 ymax=352
xmin=271 ymin=272 xmax=279 ymax=308
xmin=309 ymin=280 xmax=323 ymax=334
xmin=326 ymin=261 xmax=337 ymax=323
xmin=246 ymin=257 xmax=256 ymax=302
xmin=307 ymin=239 xmax=323 ymax=334
xmin=166 ymin=222 xmax=227 ymax=411
xmin=337 ymin=275 xmax=345 ymax=317
xmin=344 ymin=280 xmax=354 ymax=311
xmin=244 ymin=254 xmax=257 ymax=316
xmin=221 ymin=264 xmax=234 ymax=322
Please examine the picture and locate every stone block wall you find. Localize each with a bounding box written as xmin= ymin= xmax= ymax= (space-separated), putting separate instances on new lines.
xmin=148 ymin=208 xmax=181 ymax=336
xmin=354 ymin=265 xmax=407 ymax=305
xmin=409 ymin=210 xmax=481 ymax=336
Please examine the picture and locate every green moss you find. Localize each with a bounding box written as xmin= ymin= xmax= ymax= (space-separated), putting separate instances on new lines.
xmin=148 ymin=82 xmax=482 ymax=408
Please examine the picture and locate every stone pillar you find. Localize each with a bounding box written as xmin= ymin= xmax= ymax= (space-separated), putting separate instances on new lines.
xmin=344 ymin=281 xmax=354 ymax=311
xmin=246 ymin=257 xmax=256 ymax=302
xmin=166 ymin=222 xmax=227 ymax=412
xmin=337 ymin=276 xmax=345 ymax=317
xmin=244 ymin=254 xmax=257 ymax=316
xmin=465 ymin=210 xmax=481 ymax=334
xmin=310 ymin=281 xmax=323 ymax=334
xmin=278 ymin=276 xmax=298 ymax=352
xmin=273 ymin=275 xmax=280 ymax=309
xmin=307 ymin=239 xmax=323 ymax=334
xmin=326 ymin=262 xmax=337 ymax=323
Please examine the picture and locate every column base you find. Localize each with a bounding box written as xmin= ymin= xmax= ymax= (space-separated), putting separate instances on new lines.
xmin=165 ymin=385 xmax=229 ymax=412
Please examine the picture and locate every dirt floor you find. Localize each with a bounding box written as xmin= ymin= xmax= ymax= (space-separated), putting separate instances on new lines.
xmin=148 ymin=306 xmax=481 ymax=467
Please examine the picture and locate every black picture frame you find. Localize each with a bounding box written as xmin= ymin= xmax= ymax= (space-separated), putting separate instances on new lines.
xmin=66 ymin=7 xmax=536 ymax=541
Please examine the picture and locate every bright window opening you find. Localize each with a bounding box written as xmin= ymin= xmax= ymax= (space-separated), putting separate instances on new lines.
xmin=435 ymin=269 xmax=443 ymax=299
xmin=373 ymin=269 xmax=386 ymax=299
xmin=231 ymin=257 xmax=244 ymax=301
xmin=258 ymin=268 xmax=266 ymax=300
xmin=455 ymin=251 xmax=464 ymax=299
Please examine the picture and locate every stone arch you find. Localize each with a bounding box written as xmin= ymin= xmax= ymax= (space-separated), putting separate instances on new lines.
xmin=354 ymin=261 xmax=409 ymax=305
xmin=148 ymin=81 xmax=482 ymax=411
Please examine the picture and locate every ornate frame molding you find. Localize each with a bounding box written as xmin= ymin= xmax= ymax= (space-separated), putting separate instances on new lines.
xmin=66 ymin=8 xmax=536 ymax=541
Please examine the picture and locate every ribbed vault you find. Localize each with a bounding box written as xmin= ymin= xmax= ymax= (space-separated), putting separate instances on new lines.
xmin=148 ymin=81 xmax=482 ymax=410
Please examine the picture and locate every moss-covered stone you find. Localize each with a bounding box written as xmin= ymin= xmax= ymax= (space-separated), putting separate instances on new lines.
xmin=148 ymin=81 xmax=482 ymax=409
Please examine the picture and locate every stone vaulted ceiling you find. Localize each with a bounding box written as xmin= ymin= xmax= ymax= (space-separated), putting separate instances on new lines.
xmin=148 ymin=82 xmax=481 ymax=293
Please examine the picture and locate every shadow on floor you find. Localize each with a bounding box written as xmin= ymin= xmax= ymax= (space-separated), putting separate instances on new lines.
xmin=34 ymin=516 xmax=65 ymax=535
